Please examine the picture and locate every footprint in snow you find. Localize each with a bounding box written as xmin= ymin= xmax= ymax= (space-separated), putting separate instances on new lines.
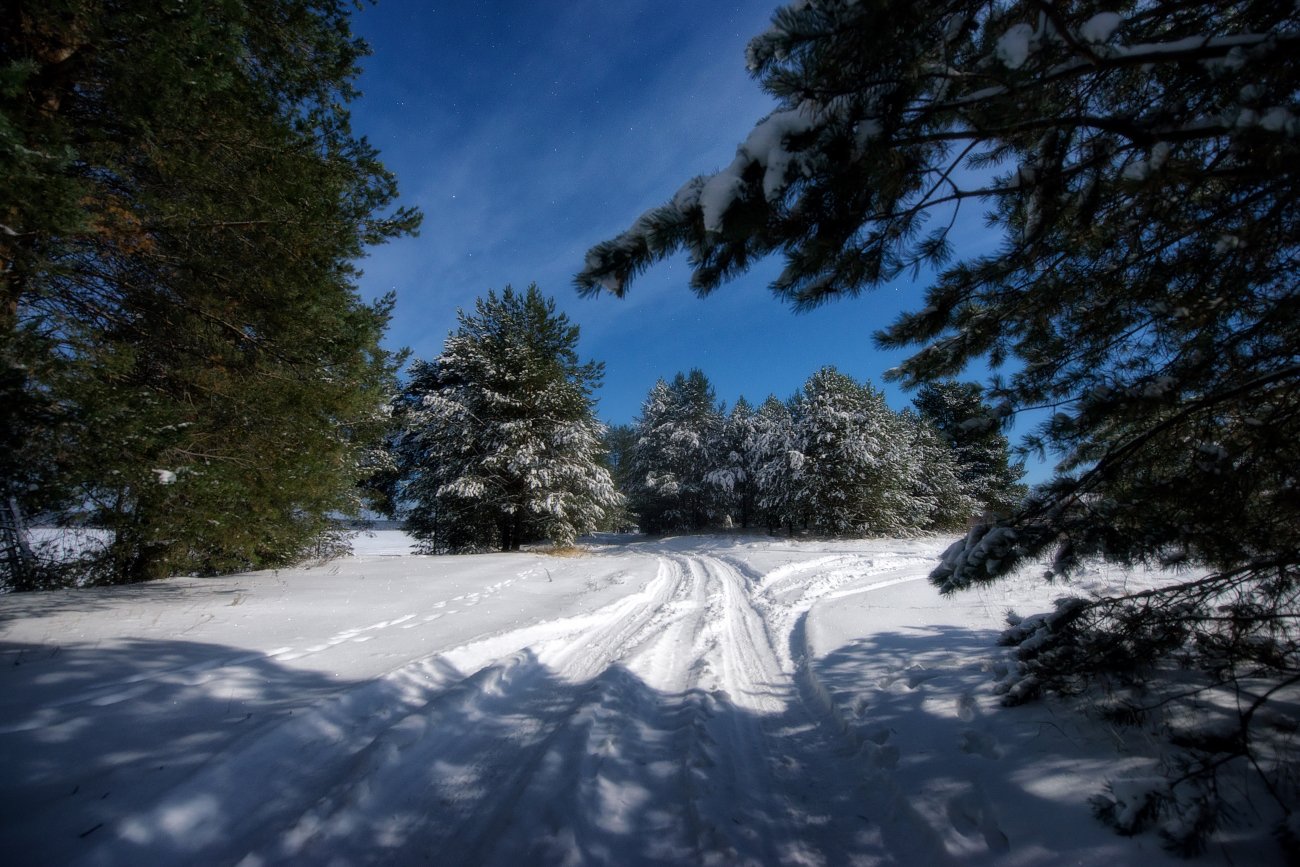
xmin=959 ymin=729 xmax=1001 ymax=760
xmin=946 ymin=790 xmax=1011 ymax=853
xmin=957 ymin=691 xmax=977 ymax=723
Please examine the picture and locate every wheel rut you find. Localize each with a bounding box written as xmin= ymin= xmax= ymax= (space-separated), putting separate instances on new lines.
xmin=80 ymin=548 xmax=946 ymax=866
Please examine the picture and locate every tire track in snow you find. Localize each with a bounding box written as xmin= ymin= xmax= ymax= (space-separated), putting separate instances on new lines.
xmin=228 ymin=557 xmax=693 ymax=865
xmin=77 ymin=547 xmax=952 ymax=866
xmin=666 ymin=551 xmax=958 ymax=866
xmin=267 ymin=550 xmax=945 ymax=866
xmin=74 ymin=558 xmax=684 ymax=866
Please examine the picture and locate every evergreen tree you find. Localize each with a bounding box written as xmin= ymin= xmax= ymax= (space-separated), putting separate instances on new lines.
xmin=896 ymin=409 xmax=977 ymax=531
xmin=625 ymin=370 xmax=724 ymax=533
xmin=706 ymin=396 xmax=760 ymax=528
xmin=598 ymin=423 xmax=638 ymax=532
xmin=578 ymin=0 xmax=1300 ymax=849
xmin=751 ymin=395 xmax=800 ymax=535
xmin=913 ymin=381 xmax=1026 ymax=516
xmin=397 ymin=285 xmax=618 ymax=553
xmin=2 ymin=0 xmax=419 ymax=585
xmin=790 ymin=367 xmax=913 ymax=535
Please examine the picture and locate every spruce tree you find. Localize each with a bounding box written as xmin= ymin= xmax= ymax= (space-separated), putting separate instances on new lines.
xmin=896 ymin=409 xmax=977 ymax=531
xmin=397 ymin=285 xmax=618 ymax=553
xmin=2 ymin=0 xmax=419 ymax=585
xmin=578 ymin=0 xmax=1300 ymax=849
xmin=790 ymin=367 xmax=913 ymax=536
xmin=625 ymin=370 xmax=725 ymax=533
xmin=598 ymin=423 xmax=639 ymax=532
xmin=751 ymin=395 xmax=800 ymax=535
xmin=913 ymin=381 xmax=1026 ymax=517
xmin=706 ymin=397 xmax=760 ymax=529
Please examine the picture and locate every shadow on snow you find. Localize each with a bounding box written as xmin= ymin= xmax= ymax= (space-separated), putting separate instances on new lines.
xmin=0 ymin=624 xmax=1181 ymax=865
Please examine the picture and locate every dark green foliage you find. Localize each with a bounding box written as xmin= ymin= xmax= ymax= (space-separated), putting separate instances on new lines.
xmin=1 ymin=0 xmax=420 ymax=586
xmin=599 ymin=423 xmax=639 ymax=532
xmin=396 ymin=285 xmax=618 ymax=553
xmin=791 ymin=367 xmax=906 ymax=535
xmin=788 ymin=367 xmax=974 ymax=534
xmin=912 ymin=381 xmax=1026 ymax=517
xmin=751 ymin=394 xmax=800 ymax=534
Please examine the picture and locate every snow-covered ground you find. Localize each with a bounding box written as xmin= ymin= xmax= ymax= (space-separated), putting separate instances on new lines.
xmin=0 ymin=533 xmax=1278 ymax=865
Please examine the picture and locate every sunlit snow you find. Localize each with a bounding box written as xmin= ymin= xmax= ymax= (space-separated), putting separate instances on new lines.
xmin=0 ymin=533 xmax=1278 ymax=864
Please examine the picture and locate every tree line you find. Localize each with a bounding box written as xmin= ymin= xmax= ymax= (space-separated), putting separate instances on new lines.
xmin=609 ymin=367 xmax=1024 ymax=539
xmin=375 ymin=284 xmax=1024 ymax=555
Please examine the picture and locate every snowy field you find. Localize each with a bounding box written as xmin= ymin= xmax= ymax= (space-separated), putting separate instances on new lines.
xmin=0 ymin=532 xmax=1278 ymax=865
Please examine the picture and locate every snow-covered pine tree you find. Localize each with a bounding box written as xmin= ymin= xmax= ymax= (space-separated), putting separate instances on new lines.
xmin=598 ymin=423 xmax=638 ymax=532
xmin=625 ymin=370 xmax=725 ymax=533
xmin=790 ymin=367 xmax=911 ymax=536
xmin=913 ymin=381 xmax=1026 ymax=517
xmin=577 ymin=0 xmax=1300 ymax=851
xmin=897 ymin=409 xmax=978 ymax=531
xmin=751 ymin=395 xmax=801 ymax=535
xmin=706 ymin=397 xmax=760 ymax=529
xmin=397 ymin=285 xmax=618 ymax=553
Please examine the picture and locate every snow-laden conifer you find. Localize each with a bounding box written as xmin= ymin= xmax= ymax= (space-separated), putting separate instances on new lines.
xmin=625 ymin=370 xmax=724 ymax=533
xmin=789 ymin=367 xmax=914 ymax=535
xmin=896 ymin=409 xmax=977 ymax=531
xmin=706 ymin=397 xmax=760 ymax=528
xmin=398 ymin=286 xmax=618 ymax=553
xmin=751 ymin=395 xmax=801 ymax=535
xmin=913 ymin=381 xmax=1026 ymax=517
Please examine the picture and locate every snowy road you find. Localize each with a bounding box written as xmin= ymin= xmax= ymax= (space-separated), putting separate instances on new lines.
xmin=0 ymin=535 xmax=1218 ymax=865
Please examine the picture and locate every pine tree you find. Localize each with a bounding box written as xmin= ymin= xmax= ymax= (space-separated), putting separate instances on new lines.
xmin=790 ymin=367 xmax=913 ymax=536
xmin=2 ymin=0 xmax=420 ymax=586
xmin=599 ymin=423 xmax=639 ymax=532
xmin=577 ymin=0 xmax=1300 ymax=849
xmin=706 ymin=397 xmax=760 ymax=529
xmin=397 ymin=285 xmax=618 ymax=553
xmin=625 ymin=370 xmax=725 ymax=533
xmin=896 ymin=409 xmax=977 ymax=531
xmin=751 ymin=395 xmax=800 ymax=535
xmin=913 ymin=381 xmax=1026 ymax=517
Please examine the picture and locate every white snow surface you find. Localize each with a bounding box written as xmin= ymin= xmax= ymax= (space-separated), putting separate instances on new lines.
xmin=1079 ymin=12 xmax=1123 ymax=44
xmin=995 ymin=24 xmax=1035 ymax=70
xmin=692 ymin=107 xmax=817 ymax=231
xmin=0 ymin=533 xmax=1275 ymax=865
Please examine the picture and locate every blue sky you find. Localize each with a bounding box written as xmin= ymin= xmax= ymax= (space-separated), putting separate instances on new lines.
xmin=348 ymin=0 xmax=1049 ymax=482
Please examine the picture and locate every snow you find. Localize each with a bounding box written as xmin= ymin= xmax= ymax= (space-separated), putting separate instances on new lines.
xmin=995 ymin=24 xmax=1035 ymax=70
xmin=0 ymin=532 xmax=1278 ymax=864
xmin=699 ymin=107 xmax=817 ymax=231
xmin=1079 ymin=12 xmax=1122 ymax=44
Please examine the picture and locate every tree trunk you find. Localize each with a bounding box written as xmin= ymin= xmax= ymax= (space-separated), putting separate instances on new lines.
xmin=2 ymin=496 xmax=40 ymax=591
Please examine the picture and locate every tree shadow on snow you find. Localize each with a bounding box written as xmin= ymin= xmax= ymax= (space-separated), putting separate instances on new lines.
xmin=810 ymin=625 xmax=1187 ymax=865
xmin=0 ymin=624 xmax=1193 ymax=866
xmin=0 ymin=636 xmax=356 ymax=865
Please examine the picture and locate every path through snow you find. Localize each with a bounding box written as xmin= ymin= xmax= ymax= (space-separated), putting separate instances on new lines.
xmin=0 ymin=535 xmax=1253 ymax=865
